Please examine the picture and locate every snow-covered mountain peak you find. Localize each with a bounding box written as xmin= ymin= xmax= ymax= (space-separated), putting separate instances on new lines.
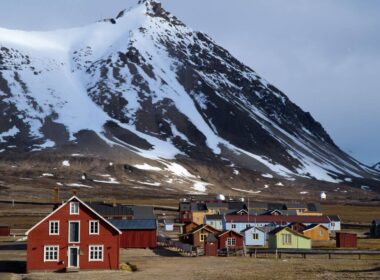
xmin=0 ymin=1 xmax=379 ymax=189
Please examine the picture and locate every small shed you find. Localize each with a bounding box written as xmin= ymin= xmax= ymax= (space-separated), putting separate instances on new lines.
xmin=0 ymin=224 xmax=10 ymax=236
xmin=241 ymin=226 xmax=266 ymax=247
xmin=336 ymin=232 xmax=357 ymax=248
xmin=217 ymin=230 xmax=244 ymax=250
xmin=370 ymin=219 xmax=380 ymax=238
xmin=268 ymin=227 xmax=311 ymax=249
xmin=302 ymin=224 xmax=329 ymax=241
xmin=180 ymin=224 xmax=221 ymax=248
xmin=204 ymin=234 xmax=218 ymax=256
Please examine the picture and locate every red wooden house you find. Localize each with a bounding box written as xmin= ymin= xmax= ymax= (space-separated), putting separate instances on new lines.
xmin=217 ymin=230 xmax=244 ymax=250
xmin=26 ymin=196 xmax=121 ymax=272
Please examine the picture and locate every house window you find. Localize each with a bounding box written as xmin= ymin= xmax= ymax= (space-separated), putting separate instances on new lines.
xmin=210 ymin=221 xmax=214 ymax=226
xmin=227 ymin=237 xmax=236 ymax=246
xmin=49 ymin=221 xmax=59 ymax=235
xmin=200 ymin=234 xmax=207 ymax=242
xmin=282 ymin=234 xmax=292 ymax=245
xmin=231 ymin=224 xmax=236 ymax=229
xmin=89 ymin=245 xmax=103 ymax=261
xmin=70 ymin=202 xmax=79 ymax=215
xmin=331 ymin=222 xmax=335 ymax=227
xmin=44 ymin=246 xmax=59 ymax=262
xmin=69 ymin=221 xmax=80 ymax=243
xmin=246 ymin=224 xmax=251 ymax=228
xmin=89 ymin=221 xmax=99 ymax=235
xmin=319 ymin=230 xmax=323 ymax=236
xmin=252 ymin=233 xmax=259 ymax=240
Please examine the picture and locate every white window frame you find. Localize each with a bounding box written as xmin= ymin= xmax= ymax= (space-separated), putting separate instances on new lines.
xmin=89 ymin=245 xmax=104 ymax=262
xmin=70 ymin=202 xmax=79 ymax=215
xmin=231 ymin=224 xmax=236 ymax=229
xmin=49 ymin=221 xmax=59 ymax=235
xmin=282 ymin=233 xmax=292 ymax=245
xmin=200 ymin=233 xmax=207 ymax=242
xmin=227 ymin=237 xmax=236 ymax=246
xmin=252 ymin=233 xmax=259 ymax=240
xmin=44 ymin=245 xmax=59 ymax=262
xmin=68 ymin=221 xmax=80 ymax=243
xmin=89 ymin=220 xmax=100 ymax=235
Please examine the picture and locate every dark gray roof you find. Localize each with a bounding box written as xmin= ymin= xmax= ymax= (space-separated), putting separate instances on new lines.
xmin=110 ymin=219 xmax=157 ymax=230
xmin=267 ymin=203 xmax=286 ymax=210
xmin=205 ymin=215 xmax=223 ymax=220
xmin=328 ymin=215 xmax=341 ymax=222
xmin=286 ymin=203 xmax=307 ymax=209
xmin=227 ymin=201 xmax=246 ymax=210
xmin=247 ymin=202 xmax=268 ymax=209
xmin=131 ymin=206 xmax=155 ymax=219
xmin=307 ymin=203 xmax=322 ymax=212
xmin=88 ymin=203 xmax=133 ymax=216
xmin=87 ymin=203 xmax=155 ymax=219
xmin=191 ymin=202 xmax=207 ymax=211
xmin=179 ymin=202 xmax=190 ymax=211
xmin=206 ymin=202 xmax=228 ymax=209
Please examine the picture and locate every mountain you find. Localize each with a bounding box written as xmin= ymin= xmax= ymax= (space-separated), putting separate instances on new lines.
xmin=0 ymin=0 xmax=379 ymax=197
xmin=373 ymin=163 xmax=380 ymax=171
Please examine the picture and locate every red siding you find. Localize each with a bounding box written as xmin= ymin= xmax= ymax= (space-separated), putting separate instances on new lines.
xmin=205 ymin=241 xmax=218 ymax=256
xmin=27 ymin=200 xmax=120 ymax=272
xmin=336 ymin=232 xmax=357 ymax=248
xmin=120 ymin=229 xmax=157 ymax=249
xmin=0 ymin=226 xmax=10 ymax=236
xmin=218 ymin=231 xmax=244 ymax=249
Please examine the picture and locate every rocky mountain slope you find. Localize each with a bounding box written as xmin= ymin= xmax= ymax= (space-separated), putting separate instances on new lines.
xmin=0 ymin=0 xmax=379 ymax=198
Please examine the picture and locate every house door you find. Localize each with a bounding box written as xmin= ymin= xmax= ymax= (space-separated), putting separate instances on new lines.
xmin=68 ymin=247 xmax=79 ymax=268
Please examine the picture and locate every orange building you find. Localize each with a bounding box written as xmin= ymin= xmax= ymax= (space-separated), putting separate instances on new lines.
xmin=302 ymin=224 xmax=329 ymax=241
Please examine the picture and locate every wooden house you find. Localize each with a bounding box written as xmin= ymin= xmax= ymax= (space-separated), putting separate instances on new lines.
xmin=241 ymin=226 xmax=266 ymax=247
xmin=217 ymin=230 xmax=244 ymax=250
xmin=268 ymin=227 xmax=311 ymax=249
xmin=205 ymin=215 xmax=224 ymax=230
xmin=183 ymin=222 xmax=200 ymax=234
xmin=370 ymin=219 xmax=380 ymax=238
xmin=110 ymin=219 xmax=157 ymax=249
xmin=302 ymin=224 xmax=329 ymax=241
xmin=26 ymin=196 xmax=121 ymax=272
xmin=327 ymin=215 xmax=341 ymax=232
xmin=180 ymin=224 xmax=221 ymax=248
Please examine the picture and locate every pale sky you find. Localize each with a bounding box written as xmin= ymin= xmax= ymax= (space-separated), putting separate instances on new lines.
xmin=0 ymin=0 xmax=379 ymax=165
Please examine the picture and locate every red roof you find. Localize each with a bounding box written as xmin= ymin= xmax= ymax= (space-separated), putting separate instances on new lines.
xmin=225 ymin=215 xmax=330 ymax=224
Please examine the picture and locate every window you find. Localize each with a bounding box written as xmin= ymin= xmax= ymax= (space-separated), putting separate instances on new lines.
xmin=89 ymin=245 xmax=103 ymax=261
xmin=227 ymin=237 xmax=236 ymax=246
xmin=252 ymin=233 xmax=259 ymax=240
xmin=44 ymin=246 xmax=59 ymax=262
xmin=49 ymin=221 xmax=59 ymax=235
xmin=231 ymin=224 xmax=236 ymax=229
xmin=70 ymin=202 xmax=79 ymax=215
xmin=246 ymin=224 xmax=251 ymax=228
xmin=69 ymin=221 xmax=80 ymax=243
xmin=200 ymin=234 xmax=207 ymax=242
xmin=282 ymin=233 xmax=292 ymax=245
xmin=331 ymin=222 xmax=335 ymax=227
xmin=89 ymin=221 xmax=99 ymax=235
xmin=319 ymin=230 xmax=323 ymax=236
